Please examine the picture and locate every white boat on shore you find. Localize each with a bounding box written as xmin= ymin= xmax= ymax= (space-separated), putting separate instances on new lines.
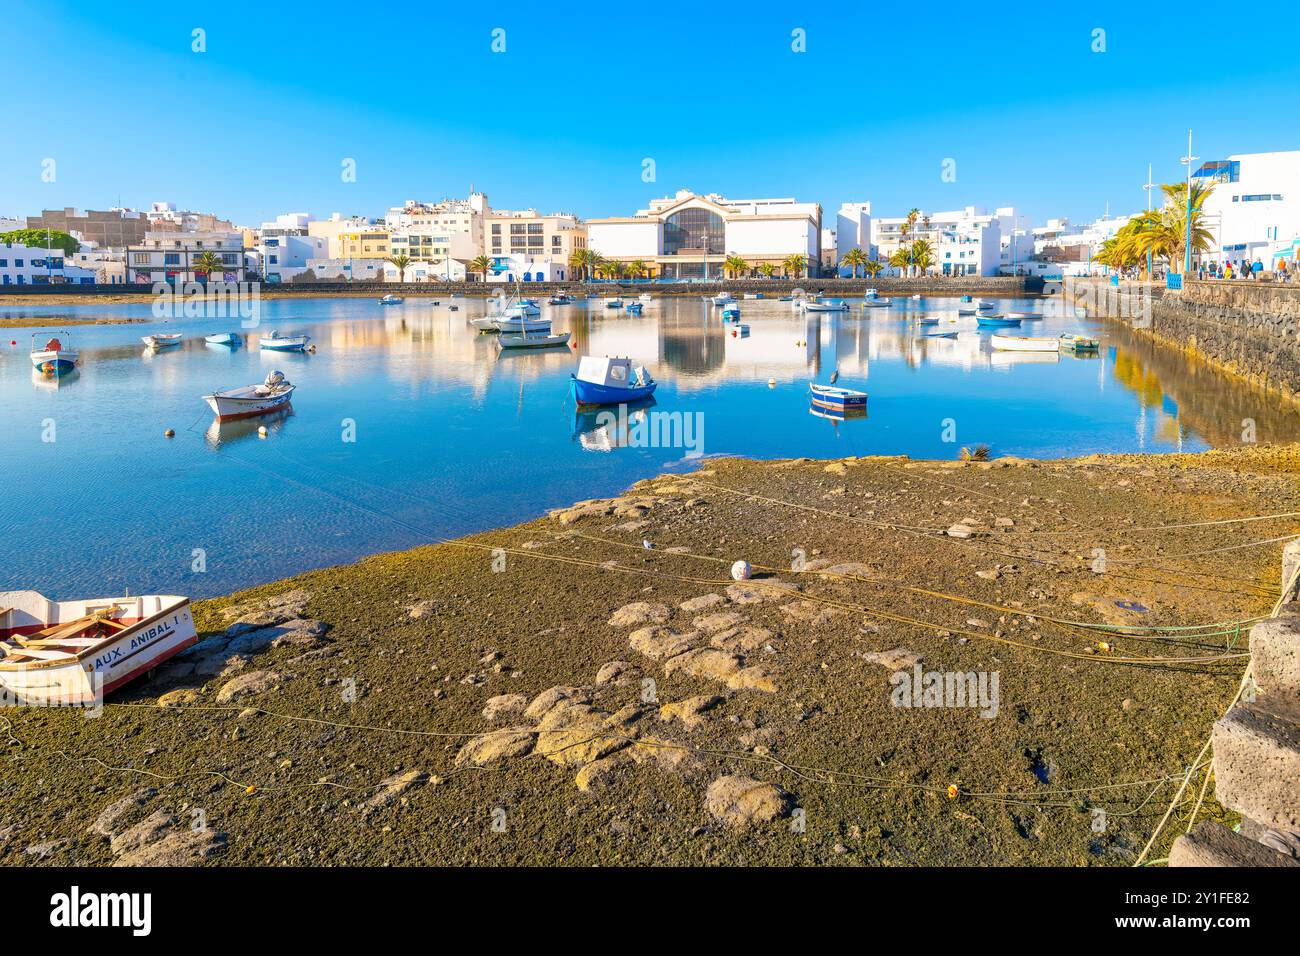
xmin=203 ymin=370 xmax=296 ymax=421
xmin=259 ymin=330 xmax=311 ymax=352
xmin=142 ymin=333 xmax=183 ymax=349
xmin=0 ymin=591 xmax=197 ymax=706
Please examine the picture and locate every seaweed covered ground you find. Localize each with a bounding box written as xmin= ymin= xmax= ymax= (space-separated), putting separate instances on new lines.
xmin=3 ymin=446 xmax=1298 ymax=866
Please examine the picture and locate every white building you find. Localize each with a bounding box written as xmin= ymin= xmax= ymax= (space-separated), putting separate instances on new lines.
xmin=64 ymin=241 xmax=127 ymax=284
xmin=308 ymin=214 xmax=380 ymax=258
xmin=0 ymin=241 xmax=98 ymax=285
xmin=126 ymin=231 xmax=247 ymax=284
xmin=258 ymin=233 xmax=329 ymax=283
xmin=382 ymin=258 xmax=467 ymax=282
xmin=822 ymin=202 xmax=874 ymax=275
xmin=1194 ymin=150 xmax=1300 ymax=271
xmin=873 ymin=206 xmax=1008 ymax=276
xmin=588 ymin=189 xmax=821 ymax=279
xmin=299 ymin=257 xmax=385 ymax=282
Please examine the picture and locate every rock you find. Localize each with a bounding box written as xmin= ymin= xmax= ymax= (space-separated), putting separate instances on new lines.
xmin=157 ymin=689 xmax=198 ymax=708
xmin=23 ymin=839 xmax=68 ymax=860
xmin=995 ymin=517 xmax=1016 ymax=528
xmin=575 ymin=755 xmax=625 ymax=792
xmin=407 ymin=601 xmax=439 ymax=620
xmin=221 ymin=589 xmax=312 ymax=633
xmin=481 ymin=694 xmax=528 ymax=721
xmin=680 ymin=594 xmax=726 ymax=613
xmin=663 ymin=648 xmax=743 ymax=683
xmin=603 ymin=703 xmax=645 ymax=728
xmin=780 ymin=600 xmax=842 ymax=625
xmin=704 ymin=775 xmax=791 ymax=828
xmin=692 ymin=612 xmax=746 ymax=633
xmin=455 ymin=729 xmax=536 ymax=766
xmin=1170 ymin=820 xmax=1300 ymax=867
xmin=534 ymin=703 xmax=629 ymax=766
xmin=628 ymin=735 xmax=694 ymax=773
xmin=89 ymin=787 xmax=157 ymax=838
xmin=824 ymin=462 xmax=848 ymax=475
xmin=1121 ymin=697 xmax=1138 ymax=712
xmin=595 ymin=661 xmax=637 ymax=684
xmin=629 ymin=626 xmax=699 ymax=660
xmin=215 ymin=670 xmax=282 ymax=704
xmin=523 ymin=686 xmax=588 ymax=720
xmin=819 ymin=563 xmax=874 ymax=577
xmin=710 ymin=625 xmax=776 ymax=653
xmin=1248 ymin=617 xmax=1300 ymax=698
xmin=660 ymin=695 xmax=724 ymax=728
xmin=360 ymin=769 xmax=428 ymax=814
xmin=727 ymin=666 xmax=778 ymax=693
xmin=110 ymin=810 xmax=176 ymax=856
xmin=225 ymin=619 xmax=330 ymax=656
xmin=726 ymin=582 xmax=795 ymax=605
xmin=607 ymin=602 xmax=671 ymax=628
xmin=1212 ymin=699 xmax=1300 ymax=830
xmin=113 ymin=827 xmax=226 ymax=867
xmin=946 ymin=524 xmax=974 ymax=539
xmin=861 ymin=648 xmax=923 ymax=670
xmin=975 ymin=569 xmax=1000 ymax=581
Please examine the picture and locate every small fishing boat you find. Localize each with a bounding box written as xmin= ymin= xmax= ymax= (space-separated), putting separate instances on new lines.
xmin=809 ymin=382 xmax=868 ymax=411
xmin=991 ymin=334 xmax=1058 ymax=352
xmin=743 ymin=293 xmax=764 ymax=300
xmin=957 ymin=307 xmax=977 ymax=316
xmin=508 ymin=301 xmax=541 ymax=316
xmin=603 ymin=297 xmax=624 ymax=309
xmin=497 ymin=331 xmax=572 ymax=350
xmin=925 ymin=331 xmax=959 ymax=339
xmin=549 ymin=293 xmax=575 ymax=305
xmin=730 ymin=324 xmax=750 ymax=337
xmin=860 ymin=298 xmax=891 ymax=308
xmin=492 ymin=316 xmax=551 ymax=334
xmin=259 ymin=330 xmax=311 ymax=352
xmin=570 ymin=355 xmax=657 ymax=406
xmin=721 ymin=304 xmax=741 ymax=320
xmin=204 ymin=332 xmax=241 ymax=346
xmin=626 ymin=302 xmax=644 ymax=315
xmin=142 ymin=333 xmax=183 ymax=349
xmin=976 ymin=315 xmax=1021 ymax=328
xmin=203 ymin=370 xmax=296 ymax=420
xmin=1004 ymin=312 xmax=1042 ymax=320
xmin=1059 ymin=333 xmax=1100 ymax=352
xmin=864 ymin=288 xmax=879 ymax=299
xmin=30 ymin=334 xmax=78 ymax=374
xmin=911 ymin=294 xmax=922 ymax=300
xmin=916 ymin=316 xmax=940 ymax=326
xmin=976 ymin=300 xmax=998 ymax=312
xmin=960 ymin=295 xmax=973 ymax=303
xmin=804 ymin=300 xmax=849 ymax=312
xmin=711 ymin=292 xmax=736 ymax=306
xmin=0 ymin=591 xmax=198 ymax=705
xmin=379 ymin=294 xmax=404 ymax=305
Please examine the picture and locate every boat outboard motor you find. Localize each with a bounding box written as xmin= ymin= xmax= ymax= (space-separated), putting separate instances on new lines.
xmin=265 ymin=370 xmax=286 ymax=388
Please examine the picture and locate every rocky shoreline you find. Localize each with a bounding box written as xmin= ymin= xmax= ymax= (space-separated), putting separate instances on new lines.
xmin=3 ymin=446 xmax=1298 ymax=866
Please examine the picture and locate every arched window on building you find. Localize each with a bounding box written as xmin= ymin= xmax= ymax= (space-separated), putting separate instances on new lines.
xmin=663 ymin=208 xmax=725 ymax=255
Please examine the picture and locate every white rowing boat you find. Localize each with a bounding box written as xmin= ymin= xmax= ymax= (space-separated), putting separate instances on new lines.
xmin=142 ymin=333 xmax=183 ymax=349
xmin=990 ymin=334 xmax=1059 ymax=352
xmin=203 ymin=370 xmax=296 ymax=420
xmin=0 ymin=591 xmax=197 ymax=706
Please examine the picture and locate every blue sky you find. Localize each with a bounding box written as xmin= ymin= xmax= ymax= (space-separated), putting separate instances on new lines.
xmin=3 ymin=1 xmax=1298 ymax=229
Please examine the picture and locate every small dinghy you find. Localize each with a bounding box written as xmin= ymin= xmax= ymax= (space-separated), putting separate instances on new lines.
xmin=957 ymin=307 xmax=977 ymax=316
xmin=492 ymin=315 xmax=552 ymax=334
xmin=203 ymin=370 xmax=296 ymax=420
xmin=864 ymin=288 xmax=879 ymax=299
xmin=860 ymin=298 xmax=891 ymax=308
xmin=570 ymin=355 xmax=657 ymax=406
xmin=0 ymin=591 xmax=197 ymax=705
xmin=711 ymin=292 xmax=736 ymax=306
xmin=976 ymin=300 xmax=998 ymax=312
xmin=1059 ymin=333 xmax=1100 ymax=352
xmin=721 ymin=304 xmax=741 ymax=320
xmin=626 ymin=302 xmax=644 ymax=315
xmin=976 ymin=315 xmax=1021 ymax=328
xmin=638 ymin=293 xmax=654 ymax=302
xmin=991 ymin=334 xmax=1058 ymax=352
xmin=916 ymin=316 xmax=940 ymax=325
xmin=204 ymin=332 xmax=240 ymax=346
xmin=259 ymin=330 xmax=311 ymax=352
xmin=30 ymin=334 xmax=78 ymax=374
xmin=960 ymin=295 xmax=973 ymax=303
xmin=142 ymin=332 xmax=183 ymax=349
xmin=604 ymin=297 xmax=624 ymax=309
xmin=497 ymin=331 xmax=572 ymax=350
xmin=809 ymin=382 xmax=868 ymax=411
xmin=925 ymin=330 xmax=959 ymax=339
xmin=379 ymin=294 xmax=404 ymax=305
xmin=803 ymin=300 xmax=849 ymax=312
xmin=549 ymin=293 xmax=576 ymax=305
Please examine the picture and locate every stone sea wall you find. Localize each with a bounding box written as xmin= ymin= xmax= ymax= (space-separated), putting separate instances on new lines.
xmin=1071 ymin=278 xmax=1300 ymax=405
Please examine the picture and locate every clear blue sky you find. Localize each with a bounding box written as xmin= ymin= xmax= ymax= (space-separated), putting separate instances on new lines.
xmin=3 ymin=1 xmax=1297 ymax=229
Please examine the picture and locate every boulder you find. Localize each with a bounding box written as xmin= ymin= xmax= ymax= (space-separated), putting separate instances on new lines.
xmin=629 ymin=626 xmax=699 ymax=661
xmin=455 ymin=729 xmax=536 ymax=766
xmin=659 ymin=695 xmax=723 ymax=728
xmin=1170 ymin=820 xmax=1299 ymax=867
xmin=608 ymin=602 xmax=671 ymax=628
xmin=215 ymin=670 xmax=283 ymax=704
xmin=1212 ymin=699 xmax=1300 ymax=830
xmin=704 ymin=775 xmax=791 ymax=828
xmin=482 ymin=694 xmax=528 ymax=721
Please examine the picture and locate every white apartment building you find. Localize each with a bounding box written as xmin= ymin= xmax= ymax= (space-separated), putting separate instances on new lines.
xmin=64 ymin=241 xmax=127 ymax=283
xmin=486 ymin=208 xmax=586 ymax=274
xmin=822 ymin=202 xmax=875 ymax=274
xmin=299 ymin=258 xmax=385 ymax=282
xmin=0 ymin=241 xmax=98 ymax=285
xmin=308 ymin=214 xmax=380 ymax=258
xmin=257 ymin=234 xmax=329 ymax=282
xmin=145 ymin=201 xmax=236 ymax=234
xmin=386 ymin=194 xmax=489 ymax=255
xmin=1194 ymin=150 xmax=1300 ymax=271
xmin=126 ymin=231 xmax=247 ymax=283
xmin=588 ymin=189 xmax=821 ymax=278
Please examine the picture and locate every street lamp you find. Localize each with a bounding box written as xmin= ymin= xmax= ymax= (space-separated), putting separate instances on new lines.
xmin=1142 ymin=163 xmax=1155 ymax=279
xmin=1180 ymin=130 xmax=1198 ymax=275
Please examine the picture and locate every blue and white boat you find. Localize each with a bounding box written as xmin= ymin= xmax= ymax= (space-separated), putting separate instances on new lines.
xmin=809 ymin=382 xmax=867 ymax=411
xmin=30 ymin=334 xmax=78 ymax=374
xmin=142 ymin=333 xmax=183 ymax=350
xmin=721 ymin=304 xmax=741 ymax=321
xmin=604 ymin=296 xmax=624 ymax=309
xmin=379 ymin=294 xmax=403 ymax=305
xmin=259 ymin=330 xmax=311 ymax=352
xmin=549 ymin=293 xmax=575 ymax=305
xmin=204 ymin=332 xmax=241 ymax=346
xmin=626 ymin=302 xmax=643 ymax=315
xmin=570 ymin=355 xmax=657 ymax=406
xmin=711 ymin=291 xmax=736 ymax=306
xmin=975 ymin=315 xmax=1021 ymax=328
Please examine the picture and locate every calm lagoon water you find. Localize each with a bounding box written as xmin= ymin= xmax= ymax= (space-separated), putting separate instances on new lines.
xmin=3 ymin=293 xmax=1297 ymax=599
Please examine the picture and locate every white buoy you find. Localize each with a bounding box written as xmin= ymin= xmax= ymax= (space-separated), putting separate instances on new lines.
xmin=767 ymin=378 xmax=776 ymax=388
xmin=258 ymin=426 xmax=268 ymax=438
xmin=731 ymin=560 xmax=752 ymax=581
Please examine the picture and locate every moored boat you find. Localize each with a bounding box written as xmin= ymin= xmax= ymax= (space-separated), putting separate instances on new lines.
xmin=549 ymin=293 xmax=576 ymax=305
xmin=809 ymin=382 xmax=868 ymax=410
xmin=492 ymin=315 xmax=551 ymax=334
xmin=604 ymin=297 xmax=624 ymax=309
xmin=638 ymin=293 xmax=653 ymax=302
xmin=30 ymin=334 xmax=78 ymax=374
xmin=204 ymin=332 xmax=241 ymax=346
xmin=0 ymin=591 xmax=198 ymax=705
xmin=626 ymin=302 xmax=644 ymax=315
xmin=258 ymin=330 xmax=311 ymax=351
xmin=142 ymin=333 xmax=183 ymax=349
xmin=711 ymin=292 xmax=736 ymax=306
xmin=990 ymin=334 xmax=1058 ymax=352
xmin=721 ymin=304 xmax=741 ymax=320
xmin=803 ymin=300 xmax=849 ymax=312
xmin=976 ymin=315 xmax=1021 ymax=328
xmin=203 ymin=370 xmax=296 ymax=420
xmin=379 ymin=294 xmax=404 ymax=305
xmin=1059 ymin=333 xmax=1101 ymax=352
xmin=497 ymin=330 xmax=572 ymax=350
xmin=570 ymin=355 xmax=657 ymax=406
xmin=860 ymin=298 xmax=891 ymax=308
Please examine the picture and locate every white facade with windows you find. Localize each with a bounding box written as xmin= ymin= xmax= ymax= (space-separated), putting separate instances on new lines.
xmin=126 ymin=231 xmax=247 ymax=283
xmin=258 ymin=234 xmax=329 ymax=282
xmin=0 ymin=242 xmax=98 ymax=285
xmin=1195 ymin=150 xmax=1300 ymax=271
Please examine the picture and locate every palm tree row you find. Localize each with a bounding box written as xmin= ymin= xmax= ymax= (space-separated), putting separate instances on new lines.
xmin=1092 ymin=182 xmax=1216 ymax=275
xmin=887 ymin=239 xmax=935 ymax=277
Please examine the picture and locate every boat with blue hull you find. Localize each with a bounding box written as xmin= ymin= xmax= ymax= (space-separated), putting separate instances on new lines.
xmin=204 ymin=332 xmax=241 ymax=346
xmin=809 ymin=381 xmax=868 ymax=411
xmin=570 ymin=355 xmax=657 ymax=406
xmin=976 ymin=315 xmax=1021 ymax=328
xmin=30 ymin=334 xmax=78 ymax=374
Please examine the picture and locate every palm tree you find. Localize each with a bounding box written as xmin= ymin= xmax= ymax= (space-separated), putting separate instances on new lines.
xmin=568 ymin=249 xmax=589 ymax=280
xmin=723 ymin=254 xmax=749 ymax=279
xmin=782 ymin=254 xmax=807 ymax=279
xmin=192 ymin=251 xmax=224 ymax=280
xmin=841 ymin=247 xmax=868 ymax=279
xmin=863 ymin=258 xmax=884 ymax=279
xmin=910 ymin=239 xmax=935 ymax=275
xmin=386 ymin=254 xmax=412 ymax=283
xmin=1123 ymin=183 xmax=1216 ymax=274
xmin=627 ymin=259 xmax=649 ymax=280
xmin=758 ymin=263 xmax=777 ymax=279
xmin=470 ymin=255 xmax=492 ymax=282
xmin=888 ymin=247 xmax=912 ymax=278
